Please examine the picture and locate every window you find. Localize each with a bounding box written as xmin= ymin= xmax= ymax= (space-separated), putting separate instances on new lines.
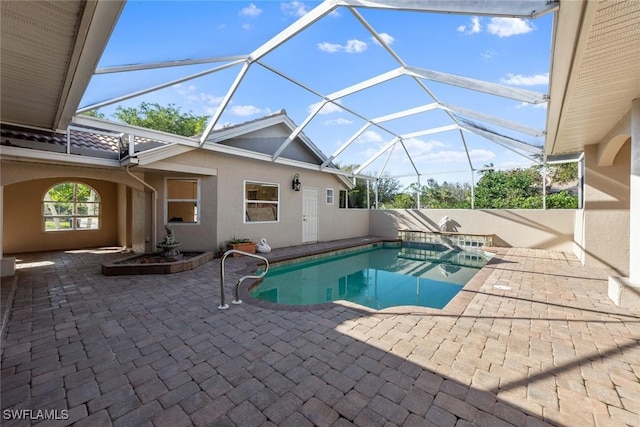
xmin=43 ymin=182 xmax=100 ymax=231
xmin=339 ymin=189 xmax=348 ymax=209
xmin=245 ymin=181 xmax=279 ymax=222
xmin=166 ymin=178 xmax=200 ymax=223
xmin=326 ymin=188 xmax=334 ymax=204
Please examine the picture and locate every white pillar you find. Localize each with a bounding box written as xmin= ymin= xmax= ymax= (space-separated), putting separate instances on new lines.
xmin=629 ymin=98 xmax=640 ymax=283
xmin=0 ymin=185 xmax=16 ymax=277
xmin=608 ymin=98 xmax=640 ymax=309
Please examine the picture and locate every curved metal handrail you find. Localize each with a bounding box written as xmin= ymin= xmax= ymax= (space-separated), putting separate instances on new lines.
xmin=218 ymin=249 xmax=269 ymax=310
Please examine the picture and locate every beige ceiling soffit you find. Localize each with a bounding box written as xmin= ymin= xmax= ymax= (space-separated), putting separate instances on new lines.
xmin=545 ymin=1 xmax=597 ymax=155
xmin=55 ymin=0 xmax=125 ymax=131
xmin=597 ymin=109 xmax=632 ymax=167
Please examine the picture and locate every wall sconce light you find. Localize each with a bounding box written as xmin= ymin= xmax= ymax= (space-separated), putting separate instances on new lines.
xmin=292 ymin=174 xmax=301 ymax=191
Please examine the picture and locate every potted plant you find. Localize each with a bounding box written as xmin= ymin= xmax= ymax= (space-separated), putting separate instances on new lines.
xmin=226 ymin=236 xmax=256 ymax=257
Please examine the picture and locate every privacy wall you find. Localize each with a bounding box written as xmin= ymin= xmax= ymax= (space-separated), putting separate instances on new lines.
xmin=369 ymin=208 xmax=576 ymax=252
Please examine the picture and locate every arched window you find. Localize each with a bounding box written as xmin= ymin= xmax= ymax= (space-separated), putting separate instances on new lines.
xmin=43 ymin=182 xmax=101 ymax=231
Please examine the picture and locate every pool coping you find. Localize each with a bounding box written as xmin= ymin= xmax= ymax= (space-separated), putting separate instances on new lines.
xmin=236 ymin=240 xmax=507 ymax=315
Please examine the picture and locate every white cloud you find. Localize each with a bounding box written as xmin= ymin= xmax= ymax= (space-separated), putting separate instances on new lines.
xmin=173 ymin=84 xmax=224 ymax=115
xmin=403 ymin=138 xmax=447 ymax=155
xmin=175 ymin=84 xmax=197 ymax=96
xmin=400 ymin=137 xmax=495 ymax=163
xmin=481 ymin=50 xmax=497 ymax=59
xmin=372 ymin=32 xmax=395 ymax=46
xmin=457 ymin=16 xmax=534 ymax=38
xmin=308 ymin=101 xmax=343 ymax=115
xmin=457 ymin=16 xmax=481 ymax=35
xmin=487 ymin=17 xmax=535 ymax=37
xmin=323 ymin=118 xmax=353 ymax=125
xmin=240 ymin=3 xmax=262 ymax=18
xmin=358 ymin=131 xmax=384 ymax=143
xmin=317 ymin=39 xmax=368 ymax=54
xmin=281 ymin=1 xmax=308 ymax=18
xmin=501 ymin=73 xmax=549 ymax=86
xmin=317 ymin=42 xmax=342 ymax=53
xmin=414 ymin=148 xmax=495 ymax=163
xmin=242 ymin=23 xmax=253 ymax=30
xmin=230 ymin=105 xmax=262 ymax=116
xmin=345 ymin=39 xmax=367 ymax=53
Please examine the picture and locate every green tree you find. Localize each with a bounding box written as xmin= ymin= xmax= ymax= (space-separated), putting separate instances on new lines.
xmin=387 ymin=192 xmax=416 ymax=209
xmin=114 ymin=102 xmax=208 ymax=137
xmin=421 ymin=179 xmax=471 ymax=208
xmin=549 ymin=162 xmax=578 ymax=184
xmin=474 ymin=167 xmax=542 ymax=208
xmin=334 ymin=163 xmax=400 ymax=208
xmin=79 ymin=110 xmax=105 ymax=119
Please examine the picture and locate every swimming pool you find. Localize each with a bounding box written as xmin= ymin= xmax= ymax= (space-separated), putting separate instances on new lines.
xmin=250 ymin=243 xmax=492 ymax=310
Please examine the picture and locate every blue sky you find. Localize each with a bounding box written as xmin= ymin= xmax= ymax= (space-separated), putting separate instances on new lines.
xmin=82 ymin=1 xmax=553 ymax=186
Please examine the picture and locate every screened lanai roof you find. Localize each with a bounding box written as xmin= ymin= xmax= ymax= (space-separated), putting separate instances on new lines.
xmin=2 ymin=1 xmax=640 ymax=181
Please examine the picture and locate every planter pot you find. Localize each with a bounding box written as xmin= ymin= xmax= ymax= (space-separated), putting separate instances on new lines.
xmin=227 ymin=242 xmax=256 ymax=257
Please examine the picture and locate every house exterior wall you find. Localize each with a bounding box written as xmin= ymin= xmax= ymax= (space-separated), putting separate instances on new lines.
xmin=574 ymin=142 xmax=630 ymax=275
xmin=205 ymin=151 xmax=355 ymax=249
xmin=3 ymin=177 xmax=119 ymax=254
xmin=369 ymin=208 xmax=576 ymax=251
xmin=1 ymin=160 xmax=146 ymax=254
xmin=144 ymin=171 xmax=218 ymax=253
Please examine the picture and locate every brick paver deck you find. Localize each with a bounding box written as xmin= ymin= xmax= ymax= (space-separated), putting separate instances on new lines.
xmin=1 ymin=240 xmax=638 ymax=426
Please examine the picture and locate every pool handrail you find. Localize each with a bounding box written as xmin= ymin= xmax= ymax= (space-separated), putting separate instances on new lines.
xmin=218 ymin=249 xmax=269 ymax=310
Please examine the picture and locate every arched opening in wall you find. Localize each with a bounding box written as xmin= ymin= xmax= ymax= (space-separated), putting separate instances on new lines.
xmin=3 ymin=177 xmax=121 ymax=254
xmin=43 ymin=181 xmax=101 ymax=232
xmin=598 ymin=135 xmax=631 ymax=167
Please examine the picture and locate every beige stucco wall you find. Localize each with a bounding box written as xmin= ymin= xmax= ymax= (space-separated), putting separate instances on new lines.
xmin=1 ymin=160 xmax=148 ymax=254
xmin=205 ymin=151 xmax=355 ymax=249
xmin=369 ymin=208 xmax=576 ymax=251
xmin=574 ymin=142 xmax=630 ymax=275
xmin=3 ymin=177 xmax=119 ymax=254
xmin=144 ymin=169 xmax=218 ymax=252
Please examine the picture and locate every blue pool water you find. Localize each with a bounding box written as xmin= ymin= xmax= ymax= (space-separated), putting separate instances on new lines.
xmin=250 ymin=244 xmax=491 ymax=310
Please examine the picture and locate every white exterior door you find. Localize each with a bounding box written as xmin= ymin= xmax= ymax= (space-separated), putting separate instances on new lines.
xmin=302 ymin=188 xmax=318 ymax=243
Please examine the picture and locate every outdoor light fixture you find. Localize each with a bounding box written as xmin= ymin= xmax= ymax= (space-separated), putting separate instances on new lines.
xmin=292 ymin=174 xmax=301 ymax=191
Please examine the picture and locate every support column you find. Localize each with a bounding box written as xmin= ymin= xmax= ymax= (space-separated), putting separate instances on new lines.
xmin=609 ymin=98 xmax=640 ymax=310
xmin=0 ymin=186 xmax=16 ymax=277
xmin=629 ymin=98 xmax=640 ymax=283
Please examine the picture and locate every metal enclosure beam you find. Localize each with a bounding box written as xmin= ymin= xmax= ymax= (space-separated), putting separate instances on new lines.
xmin=440 ymin=103 xmax=545 ymax=137
xmin=406 ymin=66 xmax=547 ymax=104
xmin=94 ymin=56 xmax=249 ymax=74
xmin=458 ymin=119 xmax=542 ymax=155
xmin=78 ymin=60 xmax=245 ymax=114
xmin=274 ymin=67 xmax=405 ymax=161
xmin=199 ymin=61 xmax=251 ymax=145
xmin=339 ymin=0 xmax=559 ymax=18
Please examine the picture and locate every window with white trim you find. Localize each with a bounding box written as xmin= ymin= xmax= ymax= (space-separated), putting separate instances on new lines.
xmin=43 ymin=182 xmax=100 ymax=231
xmin=166 ymin=178 xmax=200 ymax=223
xmin=326 ymin=188 xmax=334 ymax=204
xmin=245 ymin=181 xmax=279 ymax=222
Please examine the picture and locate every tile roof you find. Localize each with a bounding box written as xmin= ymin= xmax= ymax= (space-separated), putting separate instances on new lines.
xmin=1 ymin=124 xmax=169 ymax=159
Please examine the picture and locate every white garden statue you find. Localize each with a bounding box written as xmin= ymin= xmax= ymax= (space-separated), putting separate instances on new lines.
xmin=256 ymin=238 xmax=271 ymax=253
xmin=439 ymin=216 xmax=449 ymax=232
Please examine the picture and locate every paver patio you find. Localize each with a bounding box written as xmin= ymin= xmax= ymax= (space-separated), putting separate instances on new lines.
xmin=1 ymin=239 xmax=639 ymax=426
